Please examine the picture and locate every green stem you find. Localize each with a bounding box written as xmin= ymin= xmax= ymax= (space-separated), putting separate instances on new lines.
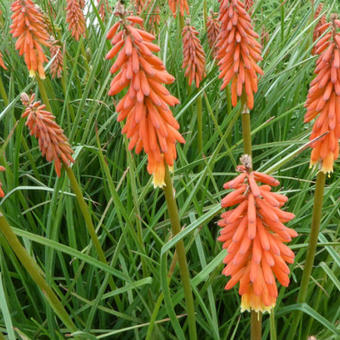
xmin=226 ymin=86 xmax=232 ymax=145
xmin=197 ymin=94 xmax=203 ymax=159
xmin=36 ymin=76 xmax=52 ymax=113
xmin=270 ymin=311 xmax=277 ymax=340
xmin=0 ymin=74 xmax=8 ymax=107
xmin=288 ymin=171 xmax=326 ymax=338
xmin=241 ymin=102 xmax=252 ymax=157
xmin=80 ymin=39 xmax=90 ymax=74
xmin=203 ymin=0 xmax=208 ymax=28
xmin=64 ymin=165 xmax=106 ymax=262
xmin=0 ymin=212 xmax=77 ymax=332
xmin=280 ymin=0 xmax=285 ymax=45
xmin=163 ymin=166 xmax=197 ymax=340
xmin=251 ymin=311 xmax=262 ymax=340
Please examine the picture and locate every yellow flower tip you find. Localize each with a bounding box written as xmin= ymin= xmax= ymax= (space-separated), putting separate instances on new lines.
xmin=321 ymin=154 xmax=334 ymax=175
xmin=241 ymin=293 xmax=275 ymax=314
xmin=151 ymin=160 xmax=166 ymax=188
xmin=29 ymin=69 xmax=36 ymax=78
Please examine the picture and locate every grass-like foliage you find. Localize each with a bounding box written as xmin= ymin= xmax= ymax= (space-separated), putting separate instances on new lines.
xmin=0 ymin=0 xmax=339 ymax=339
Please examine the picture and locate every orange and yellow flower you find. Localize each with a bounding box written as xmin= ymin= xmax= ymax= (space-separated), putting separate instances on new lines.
xmin=304 ymin=17 xmax=340 ymax=173
xmin=207 ymin=11 xmax=220 ymax=57
xmin=182 ymin=24 xmax=206 ymax=88
xmin=217 ymin=0 xmax=263 ymax=110
xmin=218 ymin=163 xmax=297 ymax=313
xmin=66 ymin=0 xmax=86 ymax=41
xmin=10 ymin=0 xmax=50 ymax=79
xmin=168 ymin=0 xmax=189 ymax=18
xmin=21 ymin=93 xmax=74 ymax=177
xmin=106 ymin=10 xmax=185 ymax=187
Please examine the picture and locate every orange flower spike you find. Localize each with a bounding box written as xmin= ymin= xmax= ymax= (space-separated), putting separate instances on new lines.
xmin=0 ymin=52 xmax=7 ymax=70
xmin=0 ymin=166 xmax=6 ymax=198
xmin=49 ymin=38 xmax=64 ymax=79
xmin=218 ymin=162 xmax=297 ymax=313
xmin=66 ymin=0 xmax=86 ymax=41
xmin=207 ymin=11 xmax=220 ymax=57
xmin=182 ymin=23 xmax=206 ymax=88
xmin=21 ymin=93 xmax=74 ymax=177
xmin=305 ymin=16 xmax=340 ymax=174
xmin=10 ymin=0 xmax=50 ymax=79
xmin=168 ymin=0 xmax=189 ymax=18
xmin=106 ymin=8 xmax=185 ymax=187
xmin=312 ymin=4 xmax=329 ymax=55
xmin=217 ymin=0 xmax=263 ymax=110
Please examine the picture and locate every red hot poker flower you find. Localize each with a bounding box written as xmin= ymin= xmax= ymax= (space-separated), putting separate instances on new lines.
xmin=218 ymin=163 xmax=297 ymax=313
xmin=312 ymin=4 xmax=329 ymax=55
xmin=0 ymin=52 xmax=6 ymax=70
xmin=66 ymin=0 xmax=86 ymax=41
xmin=304 ymin=18 xmax=340 ymax=173
xmin=21 ymin=93 xmax=74 ymax=177
xmin=168 ymin=0 xmax=189 ymax=18
xmin=207 ymin=11 xmax=220 ymax=57
xmin=182 ymin=24 xmax=206 ymax=88
xmin=106 ymin=12 xmax=185 ymax=187
xmin=217 ymin=0 xmax=263 ymax=110
xmin=10 ymin=0 xmax=50 ymax=79
xmin=49 ymin=38 xmax=64 ymax=79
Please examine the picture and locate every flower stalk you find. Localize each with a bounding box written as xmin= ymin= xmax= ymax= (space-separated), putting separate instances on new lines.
xmin=0 ymin=212 xmax=77 ymax=332
xmin=241 ymin=99 xmax=252 ymax=157
xmin=163 ymin=165 xmax=197 ymax=340
xmin=197 ymin=94 xmax=203 ymax=159
xmin=288 ymin=171 xmax=326 ymax=337
xmin=0 ymin=74 xmax=8 ymax=107
xmin=64 ymin=165 xmax=107 ymax=263
xmin=251 ymin=311 xmax=262 ymax=340
xmin=36 ymin=76 xmax=53 ymax=113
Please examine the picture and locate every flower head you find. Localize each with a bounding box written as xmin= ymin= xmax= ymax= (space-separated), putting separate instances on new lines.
xmin=168 ymin=0 xmax=189 ymax=18
xmin=66 ymin=0 xmax=86 ymax=41
xmin=106 ymin=8 xmax=185 ymax=187
xmin=0 ymin=52 xmax=6 ymax=70
xmin=10 ymin=0 xmax=50 ymax=79
xmin=49 ymin=37 xmax=64 ymax=79
xmin=217 ymin=0 xmax=263 ymax=110
xmin=21 ymin=93 xmax=74 ymax=177
xmin=207 ymin=11 xmax=220 ymax=57
xmin=218 ymin=159 xmax=297 ymax=313
xmin=182 ymin=23 xmax=206 ymax=88
xmin=312 ymin=4 xmax=329 ymax=55
xmin=304 ymin=17 xmax=340 ymax=173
